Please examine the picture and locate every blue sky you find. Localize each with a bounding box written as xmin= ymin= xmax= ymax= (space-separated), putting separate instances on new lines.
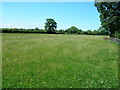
xmin=1 ymin=2 xmax=101 ymax=30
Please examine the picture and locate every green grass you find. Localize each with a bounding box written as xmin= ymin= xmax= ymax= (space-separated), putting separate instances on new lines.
xmin=2 ymin=33 xmax=118 ymax=88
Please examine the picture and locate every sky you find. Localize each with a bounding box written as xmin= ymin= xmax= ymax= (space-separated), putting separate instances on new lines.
xmin=2 ymin=0 xmax=95 ymax=2
xmin=1 ymin=2 xmax=101 ymax=31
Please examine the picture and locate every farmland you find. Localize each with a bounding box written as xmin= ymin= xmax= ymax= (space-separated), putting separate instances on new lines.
xmin=2 ymin=33 xmax=118 ymax=88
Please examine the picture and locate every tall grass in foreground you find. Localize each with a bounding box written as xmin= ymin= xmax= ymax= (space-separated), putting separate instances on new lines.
xmin=2 ymin=34 xmax=118 ymax=88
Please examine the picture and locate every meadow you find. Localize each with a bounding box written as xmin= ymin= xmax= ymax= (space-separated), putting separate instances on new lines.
xmin=2 ymin=33 xmax=118 ymax=88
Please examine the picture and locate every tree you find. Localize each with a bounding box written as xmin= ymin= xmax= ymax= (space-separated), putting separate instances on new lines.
xmin=77 ymin=29 xmax=82 ymax=34
xmin=94 ymin=2 xmax=120 ymax=37
xmin=66 ymin=26 xmax=80 ymax=34
xmin=87 ymin=30 xmax=93 ymax=35
xmin=35 ymin=27 xmax=39 ymax=30
xmin=44 ymin=18 xmax=57 ymax=33
xmin=115 ymin=30 xmax=120 ymax=39
xmin=98 ymin=26 xmax=109 ymax=35
xmin=58 ymin=29 xmax=65 ymax=34
xmin=82 ymin=31 xmax=88 ymax=35
xmin=93 ymin=30 xmax=98 ymax=35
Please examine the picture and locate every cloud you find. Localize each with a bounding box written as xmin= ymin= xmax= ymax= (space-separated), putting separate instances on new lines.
xmin=0 ymin=24 xmax=26 ymax=29
xmin=3 ymin=24 xmax=12 ymax=27
xmin=33 ymin=23 xmax=38 ymax=26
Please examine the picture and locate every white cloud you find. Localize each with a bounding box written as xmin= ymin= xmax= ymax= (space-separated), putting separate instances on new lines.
xmin=33 ymin=23 xmax=38 ymax=26
xmin=3 ymin=24 xmax=12 ymax=27
xmin=0 ymin=24 xmax=27 ymax=29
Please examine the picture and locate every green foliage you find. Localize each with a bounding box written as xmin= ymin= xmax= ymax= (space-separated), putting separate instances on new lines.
xmin=93 ymin=30 xmax=99 ymax=35
xmin=44 ymin=18 xmax=57 ymax=33
xmin=1 ymin=28 xmax=47 ymax=33
xmin=58 ymin=29 xmax=65 ymax=34
xmin=95 ymin=2 xmax=120 ymax=37
xmin=115 ymin=30 xmax=120 ymax=39
xmin=2 ymin=34 xmax=118 ymax=88
xmin=77 ymin=29 xmax=82 ymax=34
xmin=98 ymin=27 xmax=109 ymax=35
xmin=0 ymin=27 xmax=109 ymax=36
xmin=65 ymin=26 xmax=82 ymax=34
xmin=82 ymin=31 xmax=88 ymax=35
xmin=87 ymin=30 xmax=93 ymax=35
xmin=35 ymin=27 xmax=39 ymax=30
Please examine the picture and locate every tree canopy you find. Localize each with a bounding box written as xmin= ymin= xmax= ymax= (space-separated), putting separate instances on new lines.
xmin=94 ymin=2 xmax=120 ymax=37
xmin=44 ymin=18 xmax=57 ymax=34
xmin=65 ymin=26 xmax=82 ymax=34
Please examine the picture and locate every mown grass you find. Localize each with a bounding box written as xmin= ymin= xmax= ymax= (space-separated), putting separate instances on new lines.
xmin=2 ymin=33 xmax=118 ymax=88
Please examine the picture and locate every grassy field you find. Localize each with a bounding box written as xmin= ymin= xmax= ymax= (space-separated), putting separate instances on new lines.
xmin=2 ymin=33 xmax=118 ymax=88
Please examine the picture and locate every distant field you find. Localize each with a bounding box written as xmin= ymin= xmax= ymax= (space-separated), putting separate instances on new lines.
xmin=2 ymin=33 xmax=118 ymax=88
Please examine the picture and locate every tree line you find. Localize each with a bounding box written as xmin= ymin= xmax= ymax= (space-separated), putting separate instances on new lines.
xmin=0 ymin=18 xmax=109 ymax=35
xmin=0 ymin=26 xmax=109 ymax=35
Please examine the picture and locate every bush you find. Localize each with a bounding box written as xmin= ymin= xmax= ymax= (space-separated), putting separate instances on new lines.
xmin=115 ymin=31 xmax=120 ymax=39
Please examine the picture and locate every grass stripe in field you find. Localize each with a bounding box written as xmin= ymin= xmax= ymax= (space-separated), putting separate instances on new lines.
xmin=2 ymin=33 xmax=118 ymax=88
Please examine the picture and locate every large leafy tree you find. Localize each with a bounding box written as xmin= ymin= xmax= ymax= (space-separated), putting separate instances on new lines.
xmin=94 ymin=1 xmax=120 ymax=37
xmin=66 ymin=26 xmax=81 ymax=34
xmin=44 ymin=18 xmax=57 ymax=33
